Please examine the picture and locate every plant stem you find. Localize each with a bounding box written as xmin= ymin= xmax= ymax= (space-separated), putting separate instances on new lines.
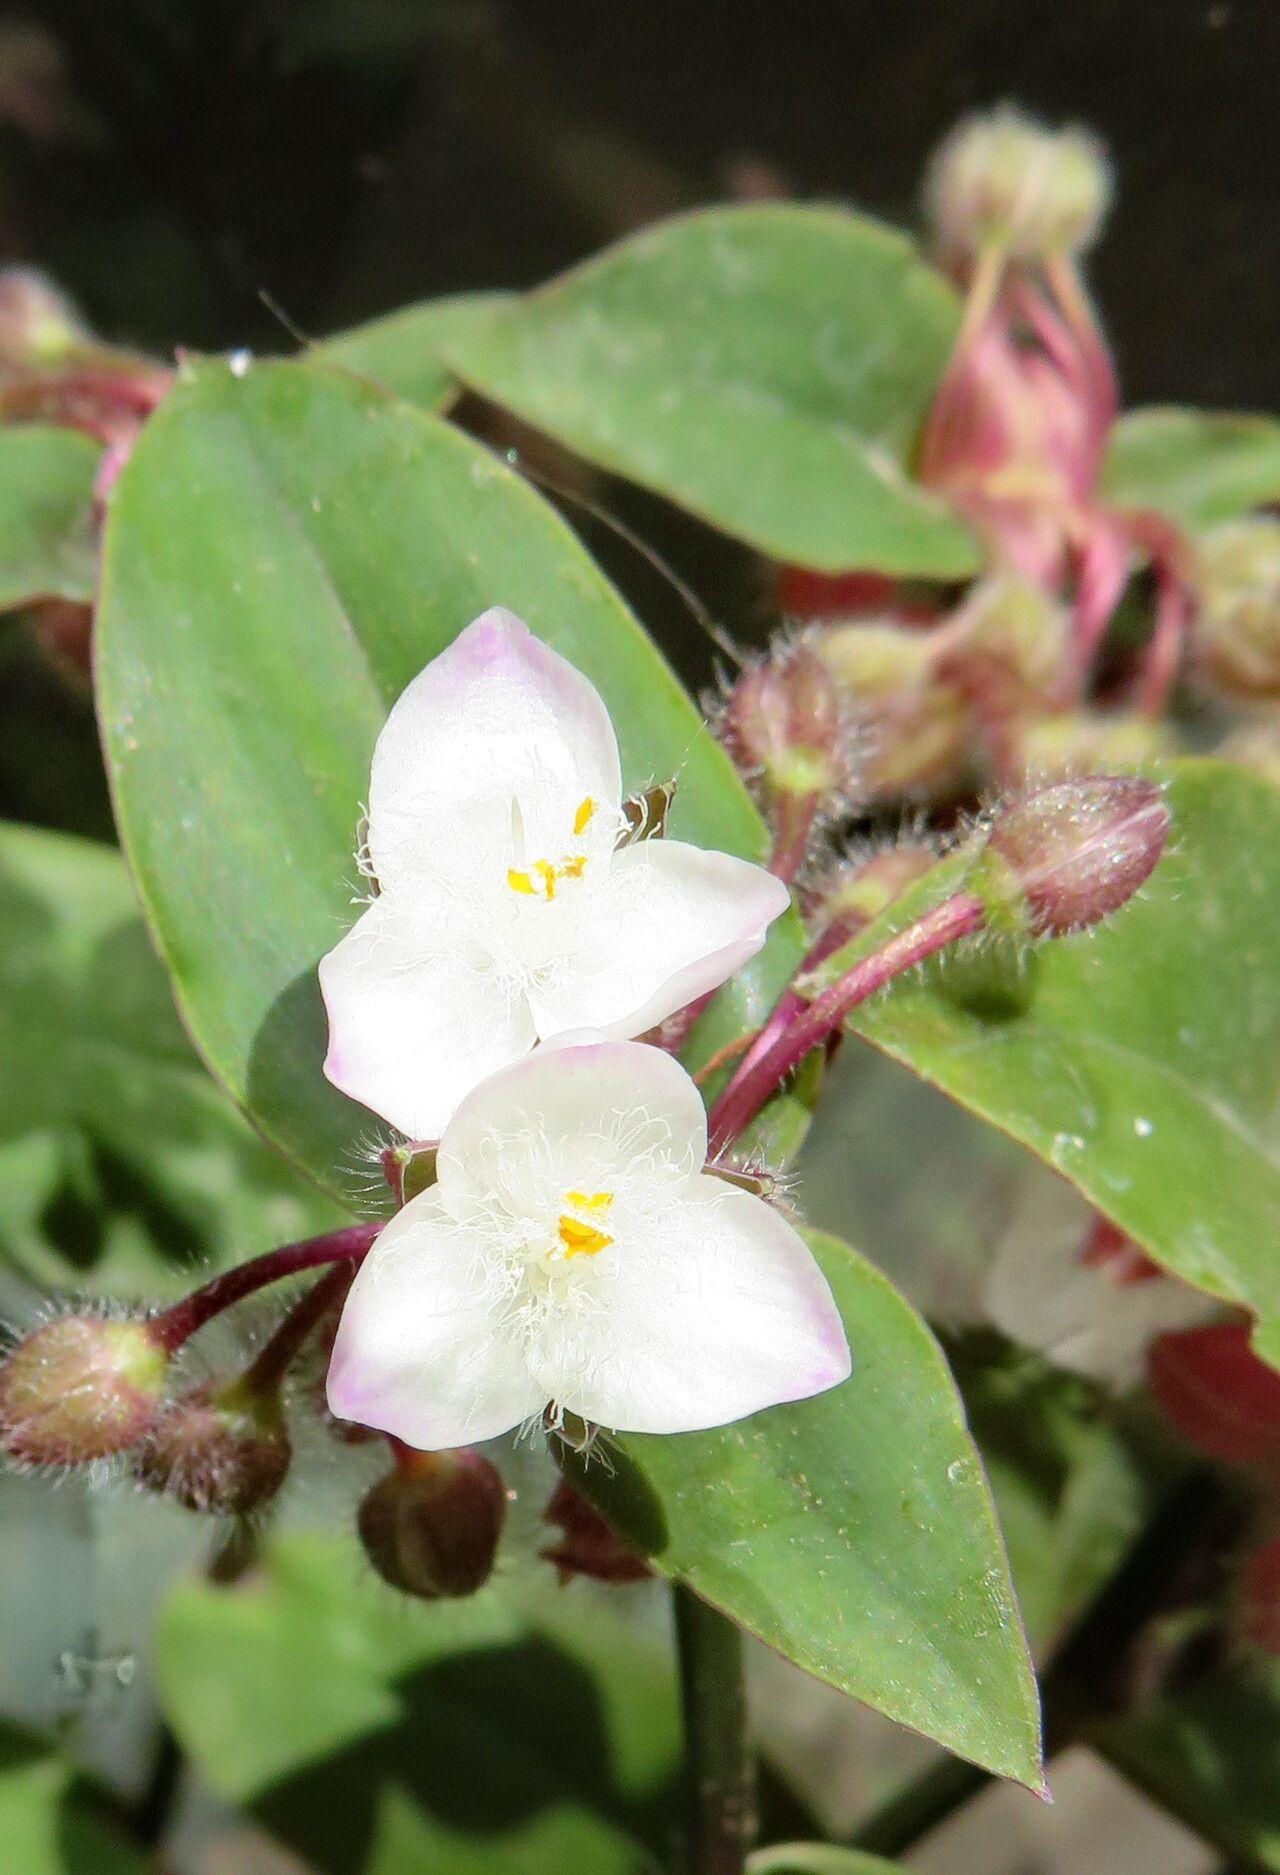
xmin=674 ymin=1585 xmax=755 ymax=1875
xmin=241 ymin=1261 xmax=354 ymax=1394
xmin=847 ymin=1754 xmax=993 ymax=1859
xmin=150 ymin=1221 xmax=380 ymax=1353
xmin=706 ymin=893 xmax=985 ymax=1156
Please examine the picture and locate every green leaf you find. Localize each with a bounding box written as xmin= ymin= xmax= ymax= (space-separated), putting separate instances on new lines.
xmin=444 ymin=206 xmax=980 ymax=577
xmin=311 ymin=293 xmax=511 ymax=411
xmin=0 ymin=1719 xmax=147 ymax=1874
xmin=568 ymin=1230 xmax=1042 ymax=1789
xmin=157 ymin=1530 xmax=680 ymax=1873
xmin=1103 ymin=406 xmax=1280 ymax=527
xmin=96 ymin=355 xmax=803 ymax=1198
xmin=748 ymin=1848 xmax=900 ymax=1875
xmin=829 ymin=762 xmax=1280 ymax=1367
xmin=0 ymin=820 xmax=340 ymax=1295
xmin=0 ymin=426 xmax=101 ymax=609
xmin=1095 ymin=1652 xmax=1280 ymax=1869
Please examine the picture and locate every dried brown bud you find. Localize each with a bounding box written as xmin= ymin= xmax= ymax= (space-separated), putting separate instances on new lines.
xmin=980 ymin=775 xmax=1169 ymax=936
xmin=925 ymin=107 xmax=1111 ymax=266
xmin=135 ymin=1380 xmax=291 ymax=1515
xmin=540 ymin=1478 xmax=650 ymax=1586
xmin=358 ymin=1446 xmax=506 ymax=1600
xmin=1193 ymin=518 xmax=1280 ymax=700
xmin=0 ymin=1314 xmax=168 ymax=1466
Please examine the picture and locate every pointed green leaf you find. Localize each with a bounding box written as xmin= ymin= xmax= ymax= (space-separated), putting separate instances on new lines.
xmin=570 ymin=1230 xmax=1042 ymax=1789
xmin=0 ymin=426 xmax=100 ymax=610
xmin=311 ymin=292 xmax=511 ymax=411
xmin=445 ymin=206 xmax=980 ymax=577
xmin=96 ymin=356 xmax=804 ymax=1198
xmin=0 ymin=821 xmax=339 ymax=1295
xmin=822 ymin=762 xmax=1280 ymax=1366
xmin=1103 ymin=406 xmax=1280 ymax=527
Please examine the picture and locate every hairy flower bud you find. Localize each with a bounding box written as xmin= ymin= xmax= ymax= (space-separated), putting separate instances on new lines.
xmin=1148 ymin=1321 xmax=1280 ymax=1470
xmin=540 ymin=1478 xmax=650 ymax=1586
xmin=135 ymin=1379 xmax=291 ymax=1515
xmin=947 ymin=576 xmax=1069 ymax=706
xmin=815 ymin=622 xmax=969 ymax=799
xmin=1192 ymin=518 xmax=1280 ymax=700
xmin=978 ymin=775 xmax=1168 ymax=936
xmin=721 ymin=642 xmax=845 ymax=799
xmin=358 ymin=1446 xmax=506 ymax=1600
xmin=812 ymin=844 xmax=937 ymax=958
xmin=0 ymin=1314 xmax=168 ymax=1466
xmin=925 ymin=107 xmax=1112 ymax=266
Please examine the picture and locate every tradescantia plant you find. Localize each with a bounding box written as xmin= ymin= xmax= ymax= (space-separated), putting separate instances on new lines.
xmin=2 ymin=103 xmax=1280 ymax=1875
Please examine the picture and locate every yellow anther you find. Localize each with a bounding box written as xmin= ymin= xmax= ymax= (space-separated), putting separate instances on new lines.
xmin=534 ymin=860 xmax=558 ymax=899
xmin=557 ymin=1214 xmax=614 ymax=1258
xmin=507 ymin=867 xmax=537 ymax=896
xmin=560 ymin=854 xmax=587 ymax=879
xmin=574 ymin=796 xmax=596 ymax=835
xmin=566 ymin=1190 xmax=613 ymax=1216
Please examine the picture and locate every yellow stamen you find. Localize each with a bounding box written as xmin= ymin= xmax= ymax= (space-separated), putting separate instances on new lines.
xmin=566 ymin=1190 xmax=613 ymax=1216
xmin=560 ymin=854 xmax=587 ymax=879
xmin=507 ymin=867 xmax=537 ymax=896
xmin=534 ymin=859 xmax=558 ymax=900
xmin=557 ymin=1214 xmax=614 ymax=1258
xmin=574 ymin=796 xmax=596 ymax=835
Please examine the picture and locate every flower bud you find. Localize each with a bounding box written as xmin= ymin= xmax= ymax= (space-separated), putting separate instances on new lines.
xmin=1192 ymin=518 xmax=1280 ymax=700
xmin=358 ymin=1446 xmax=506 ymax=1600
xmin=1218 ymin=722 xmax=1280 ymax=788
xmin=0 ymin=1314 xmax=167 ymax=1466
xmin=1237 ymin=1535 xmax=1280 ymax=1655
xmin=815 ymin=622 xmax=969 ymax=800
xmin=721 ymin=642 xmax=845 ymax=799
xmin=540 ymin=1478 xmax=650 ymax=1586
xmin=135 ymin=1379 xmax=291 ymax=1515
xmin=1148 ymin=1321 xmax=1280 ymax=1470
xmin=1009 ymin=709 xmax=1175 ymax=785
xmin=0 ymin=267 xmax=88 ymax=370
xmin=925 ymin=107 xmax=1112 ymax=266
xmin=811 ymin=843 xmax=937 ymax=961
xmin=979 ymin=775 xmax=1168 ymax=936
xmin=947 ymin=576 xmax=1069 ymax=707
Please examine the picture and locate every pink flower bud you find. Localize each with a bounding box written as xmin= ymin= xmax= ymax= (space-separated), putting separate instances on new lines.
xmin=1148 ymin=1321 xmax=1280 ymax=1471
xmin=135 ymin=1380 xmax=291 ymax=1515
xmin=981 ymin=775 xmax=1169 ymax=936
xmin=721 ymin=642 xmax=845 ymax=799
xmin=358 ymin=1445 xmax=506 ymax=1600
xmin=1192 ymin=518 xmax=1280 ymax=700
xmin=925 ymin=107 xmax=1112 ymax=267
xmin=540 ymin=1478 xmax=650 ymax=1586
xmin=0 ymin=1314 xmax=168 ymax=1466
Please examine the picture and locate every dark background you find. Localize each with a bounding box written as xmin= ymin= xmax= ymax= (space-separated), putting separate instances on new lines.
xmin=7 ymin=0 xmax=1280 ymax=405
xmin=2 ymin=0 xmax=1278 ymax=841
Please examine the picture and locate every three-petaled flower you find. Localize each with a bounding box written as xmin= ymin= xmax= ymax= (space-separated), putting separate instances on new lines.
xmin=320 ymin=608 xmax=791 ymax=1139
xmin=327 ymin=1038 xmax=850 ymax=1445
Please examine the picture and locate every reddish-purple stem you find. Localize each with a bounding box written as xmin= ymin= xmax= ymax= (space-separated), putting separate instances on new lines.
xmin=707 ymin=893 xmax=986 ymax=1157
xmin=150 ymin=1222 xmax=380 ymax=1354
xmin=767 ymin=791 xmax=821 ymax=886
xmin=242 ymin=1262 xmax=355 ymax=1394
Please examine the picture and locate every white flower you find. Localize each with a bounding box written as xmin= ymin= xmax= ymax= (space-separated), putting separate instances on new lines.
xmin=319 ymin=608 xmax=791 ymax=1140
xmin=327 ymin=1038 xmax=850 ymax=1445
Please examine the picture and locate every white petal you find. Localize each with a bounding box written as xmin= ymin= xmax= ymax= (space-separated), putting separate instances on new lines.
xmin=366 ymin=608 xmax=622 ymax=891
xmin=319 ymin=889 xmax=537 ymax=1139
xmin=527 ymin=840 xmax=792 ymax=1040
xmin=327 ymin=1187 xmax=543 ymax=1447
xmin=535 ymin=1179 xmax=851 ymax=1434
xmin=436 ymin=1037 xmax=707 ymax=1221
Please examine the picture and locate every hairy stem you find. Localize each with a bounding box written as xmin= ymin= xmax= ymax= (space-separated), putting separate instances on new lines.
xmin=707 ymin=893 xmax=985 ymax=1156
xmin=150 ymin=1222 xmax=379 ymax=1354
xmin=242 ymin=1261 xmax=355 ymax=1394
xmin=674 ymin=1585 xmax=755 ymax=1875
